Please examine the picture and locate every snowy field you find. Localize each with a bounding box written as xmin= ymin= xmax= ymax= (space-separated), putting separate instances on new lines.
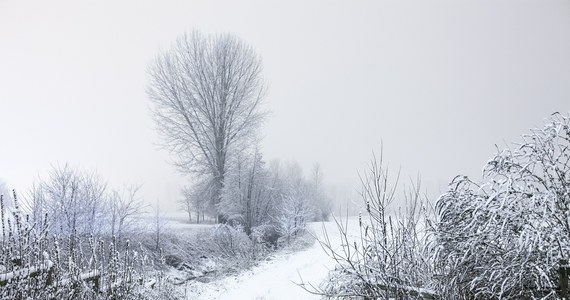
xmin=176 ymin=218 xmax=359 ymax=300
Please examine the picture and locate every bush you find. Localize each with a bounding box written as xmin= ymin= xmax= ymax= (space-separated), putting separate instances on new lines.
xmin=211 ymin=224 xmax=253 ymax=259
xmin=0 ymin=191 xmax=167 ymax=299
xmin=308 ymin=153 xmax=436 ymax=299
xmin=251 ymin=224 xmax=281 ymax=249
xmin=434 ymin=112 xmax=570 ymax=299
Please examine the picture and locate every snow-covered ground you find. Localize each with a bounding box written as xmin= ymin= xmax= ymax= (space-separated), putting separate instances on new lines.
xmin=183 ymin=219 xmax=358 ymax=300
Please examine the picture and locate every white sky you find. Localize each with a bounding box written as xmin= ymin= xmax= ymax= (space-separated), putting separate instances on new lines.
xmin=1 ymin=0 xmax=569 ymax=210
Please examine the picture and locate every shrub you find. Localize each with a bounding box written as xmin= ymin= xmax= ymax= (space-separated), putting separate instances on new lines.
xmin=0 ymin=191 xmax=167 ymax=299
xmin=434 ymin=112 xmax=570 ymax=299
xmin=211 ymin=224 xmax=253 ymax=259
xmin=307 ymin=153 xmax=436 ymax=299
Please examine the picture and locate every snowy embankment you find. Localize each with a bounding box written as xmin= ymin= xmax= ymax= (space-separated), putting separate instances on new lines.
xmin=184 ymin=218 xmax=358 ymax=300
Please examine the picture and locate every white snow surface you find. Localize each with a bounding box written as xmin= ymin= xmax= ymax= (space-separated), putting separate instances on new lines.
xmin=184 ymin=219 xmax=356 ymax=300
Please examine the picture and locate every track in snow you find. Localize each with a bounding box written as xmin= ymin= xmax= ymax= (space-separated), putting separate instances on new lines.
xmin=187 ymin=219 xmax=356 ymax=300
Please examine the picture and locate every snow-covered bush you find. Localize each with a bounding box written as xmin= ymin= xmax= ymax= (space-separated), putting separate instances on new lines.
xmin=211 ymin=224 xmax=253 ymax=258
xmin=251 ymin=224 xmax=280 ymax=249
xmin=26 ymin=164 xmax=108 ymax=237
xmin=435 ymin=112 xmax=570 ymax=299
xmin=310 ymin=153 xmax=436 ymax=299
xmin=0 ymin=190 xmax=166 ymax=299
xmin=275 ymin=189 xmax=313 ymax=246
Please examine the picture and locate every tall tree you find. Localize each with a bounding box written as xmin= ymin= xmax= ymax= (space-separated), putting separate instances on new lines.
xmin=147 ymin=31 xmax=266 ymax=222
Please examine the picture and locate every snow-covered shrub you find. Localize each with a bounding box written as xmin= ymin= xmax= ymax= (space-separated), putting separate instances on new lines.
xmin=26 ymin=164 xmax=108 ymax=237
xmin=211 ymin=224 xmax=253 ymax=258
xmin=435 ymin=112 xmax=570 ymax=299
xmin=0 ymin=191 xmax=165 ymax=299
xmin=251 ymin=224 xmax=280 ymax=249
xmin=310 ymin=153 xmax=436 ymax=299
xmin=275 ymin=189 xmax=313 ymax=247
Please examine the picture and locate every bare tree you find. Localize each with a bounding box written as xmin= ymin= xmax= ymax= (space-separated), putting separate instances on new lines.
xmin=180 ymin=182 xmax=211 ymax=224
xmin=180 ymin=185 xmax=193 ymax=223
xmin=221 ymin=150 xmax=279 ymax=235
xmin=28 ymin=164 xmax=107 ymax=238
xmin=310 ymin=163 xmax=332 ymax=221
xmin=147 ymin=31 xmax=266 ymax=223
xmin=109 ymin=184 xmax=145 ymax=239
xmin=273 ymin=161 xmax=315 ymax=245
xmin=152 ymin=199 xmax=167 ymax=251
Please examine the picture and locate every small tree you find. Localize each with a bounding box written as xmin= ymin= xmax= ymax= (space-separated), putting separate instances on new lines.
xmin=310 ymin=163 xmax=332 ymax=221
xmin=180 ymin=180 xmax=212 ymax=224
xmin=152 ymin=199 xmax=167 ymax=252
xmin=275 ymin=188 xmax=312 ymax=246
xmin=27 ymin=164 xmax=107 ymax=238
xmin=274 ymin=161 xmax=315 ymax=245
xmin=109 ymin=184 xmax=145 ymax=239
xmin=221 ymin=151 xmax=279 ymax=235
xmin=179 ymin=185 xmax=193 ymax=223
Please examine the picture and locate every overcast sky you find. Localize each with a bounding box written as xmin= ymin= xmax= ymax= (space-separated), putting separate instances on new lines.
xmin=1 ymin=0 xmax=569 ymax=210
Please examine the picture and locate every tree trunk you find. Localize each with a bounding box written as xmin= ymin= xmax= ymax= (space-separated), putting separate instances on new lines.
xmin=213 ymin=174 xmax=227 ymax=223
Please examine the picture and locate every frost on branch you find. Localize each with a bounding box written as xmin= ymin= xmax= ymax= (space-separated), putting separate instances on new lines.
xmin=308 ymin=152 xmax=436 ymax=299
xmin=435 ymin=112 xmax=570 ymax=299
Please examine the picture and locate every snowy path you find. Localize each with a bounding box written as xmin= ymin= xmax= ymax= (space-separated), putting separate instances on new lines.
xmin=187 ymin=220 xmax=352 ymax=300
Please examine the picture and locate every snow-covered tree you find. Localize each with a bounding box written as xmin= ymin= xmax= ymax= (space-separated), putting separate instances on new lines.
xmin=28 ymin=164 xmax=108 ymax=238
xmin=108 ymin=184 xmax=145 ymax=239
xmin=221 ymin=151 xmax=279 ymax=235
xmin=275 ymin=186 xmax=312 ymax=246
xmin=310 ymin=163 xmax=332 ymax=221
xmin=180 ymin=180 xmax=212 ymax=224
xmin=147 ymin=31 xmax=267 ymax=223
xmin=179 ymin=185 xmax=194 ymax=223
xmin=274 ymin=161 xmax=315 ymax=245
xmin=435 ymin=112 xmax=570 ymax=299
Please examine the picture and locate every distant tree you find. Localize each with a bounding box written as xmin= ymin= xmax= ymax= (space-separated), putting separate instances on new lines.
xmin=310 ymin=163 xmax=332 ymax=221
xmin=147 ymin=31 xmax=266 ymax=223
xmin=435 ymin=112 xmax=570 ymax=299
xmin=180 ymin=181 xmax=211 ymax=224
xmin=109 ymin=184 xmax=145 ymax=239
xmin=152 ymin=199 xmax=167 ymax=251
xmin=275 ymin=185 xmax=312 ymax=246
xmin=180 ymin=185 xmax=193 ymax=223
xmin=274 ymin=161 xmax=314 ymax=244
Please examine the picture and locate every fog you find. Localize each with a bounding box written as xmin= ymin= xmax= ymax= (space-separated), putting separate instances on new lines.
xmin=1 ymin=0 xmax=569 ymax=210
